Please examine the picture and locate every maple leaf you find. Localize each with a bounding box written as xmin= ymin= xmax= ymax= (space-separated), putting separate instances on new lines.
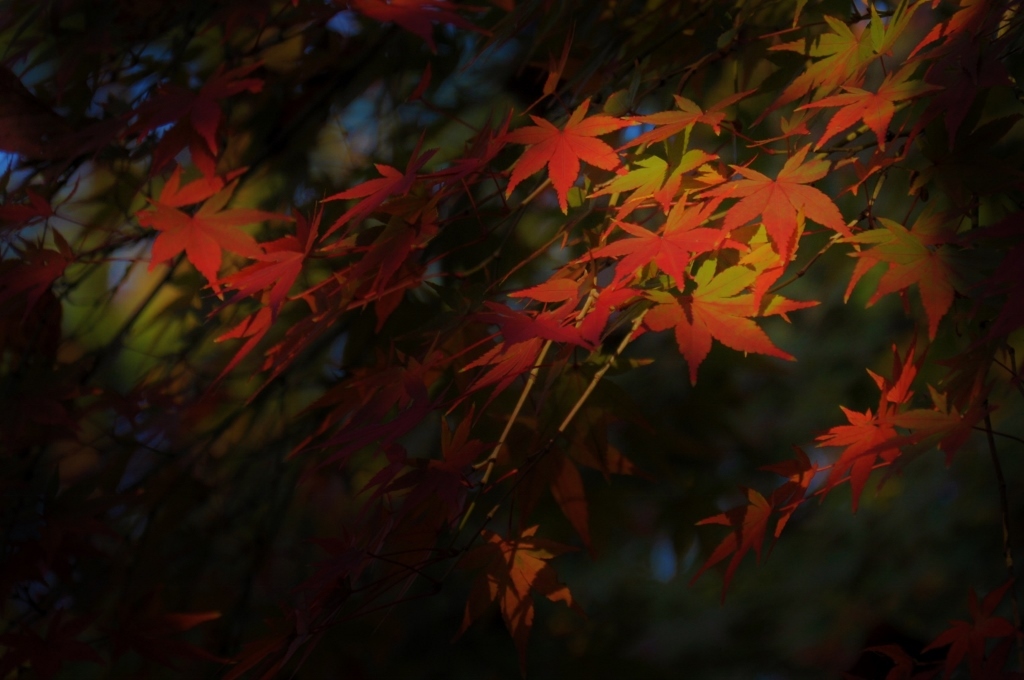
xmin=323 ymin=146 xmax=436 ymax=237
xmin=458 ymin=526 xmax=582 ymax=673
xmin=591 ymin=149 xmax=716 ymax=213
xmin=588 ymin=196 xmax=724 ymax=287
xmin=763 ymin=15 xmax=875 ymax=118
xmin=551 ymin=455 xmax=590 ymax=548
xmin=349 ymin=0 xmax=483 ymax=52
xmin=702 ymin=145 xmax=850 ymax=263
xmin=221 ymin=206 xmax=322 ymax=312
xmin=0 ymin=187 xmax=54 ymax=227
xmin=506 ymin=277 xmax=581 ymax=303
xmin=139 ymin=167 xmax=289 ymax=285
xmin=923 ymin=581 xmax=1018 ymax=679
xmin=798 ymin=64 xmax=940 ymax=151
xmin=816 ymin=405 xmax=900 ymax=512
xmin=130 ymin=64 xmax=263 ymax=175
xmin=377 ymin=412 xmax=485 ymax=525
xmin=427 ymin=112 xmax=511 ymax=182
xmin=0 ymin=231 xmax=73 ymax=315
xmin=644 ymin=261 xmax=803 ymax=385
xmin=504 ymin=98 xmax=632 ymax=213
xmin=891 ymin=385 xmax=987 ymax=465
xmin=474 ymin=298 xmax=587 ymax=346
xmin=816 ymin=342 xmax=921 ymax=510
xmin=691 ymin=452 xmax=818 ymax=599
xmin=691 ymin=487 xmax=772 ymax=598
xmin=844 ymin=210 xmax=959 ymax=339
xmin=760 ymin=447 xmax=816 ymax=538
xmin=620 ymin=90 xmax=752 ymax=149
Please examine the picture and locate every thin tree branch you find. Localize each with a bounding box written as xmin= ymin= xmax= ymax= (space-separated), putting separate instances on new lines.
xmin=984 ymin=409 xmax=1024 ymax=671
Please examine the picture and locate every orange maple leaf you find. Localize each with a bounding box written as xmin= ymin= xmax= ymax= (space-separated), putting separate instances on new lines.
xmin=458 ymin=526 xmax=581 ymax=673
xmin=844 ymin=210 xmax=959 ymax=339
xmin=762 ymin=15 xmax=875 ymax=119
xmin=504 ymin=98 xmax=632 ymax=213
xmin=702 ymin=144 xmax=850 ymax=262
xmin=644 ymin=262 xmax=810 ymax=384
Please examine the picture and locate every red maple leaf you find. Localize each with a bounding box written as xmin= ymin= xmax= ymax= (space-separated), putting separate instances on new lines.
xmin=0 ymin=231 xmax=73 ymax=315
xmin=798 ymin=64 xmax=940 ymax=151
xmin=139 ymin=167 xmax=289 ymax=285
xmin=816 ymin=342 xmax=921 ymax=510
xmin=702 ymin=145 xmax=850 ymax=263
xmin=130 ymin=64 xmax=263 ymax=175
xmin=588 ymin=196 xmax=724 ymax=287
xmin=322 ymin=146 xmax=436 ymax=237
xmin=923 ymin=581 xmax=1018 ymax=679
xmin=0 ymin=188 xmax=54 ymax=227
xmin=691 ymin=487 xmax=772 ymax=598
xmin=504 ymin=98 xmax=632 ymax=213
xmin=220 ymin=206 xmax=322 ymax=312
xmin=458 ymin=526 xmax=582 ymax=673
xmin=349 ymin=0 xmax=484 ymax=52
xmin=620 ymin=90 xmax=752 ymax=149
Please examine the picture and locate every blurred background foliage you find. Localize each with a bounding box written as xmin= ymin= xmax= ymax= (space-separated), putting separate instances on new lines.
xmin=1 ymin=0 xmax=1023 ymax=678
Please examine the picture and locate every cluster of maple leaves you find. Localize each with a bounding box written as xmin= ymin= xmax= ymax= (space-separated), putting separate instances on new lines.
xmin=2 ymin=0 xmax=1024 ymax=677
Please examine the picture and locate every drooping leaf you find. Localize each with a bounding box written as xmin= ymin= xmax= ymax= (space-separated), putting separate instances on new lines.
xmin=323 ymin=146 xmax=436 ymax=237
xmin=459 ymin=526 xmax=581 ymax=673
xmin=844 ymin=210 xmax=960 ymax=339
xmin=691 ymin=487 xmax=772 ymax=598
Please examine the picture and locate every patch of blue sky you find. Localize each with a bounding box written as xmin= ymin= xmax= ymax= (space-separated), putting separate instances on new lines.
xmin=106 ymin=240 xmax=150 ymax=292
xmin=429 ymin=35 xmax=520 ymax=110
xmin=650 ymin=532 xmax=677 ymax=582
xmin=0 ymin=152 xmax=35 ymax=194
xmin=324 ymin=332 xmax=349 ymax=380
xmin=620 ymin=123 xmax=654 ymax=144
xmin=327 ymin=9 xmax=362 ymax=37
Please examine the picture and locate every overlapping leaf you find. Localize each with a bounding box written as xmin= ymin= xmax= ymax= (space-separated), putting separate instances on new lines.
xmin=644 ymin=261 xmax=812 ymax=384
xmin=459 ymin=526 xmax=581 ymax=672
xmin=505 ymin=99 xmax=632 ymax=212
xmin=702 ymin=145 xmax=850 ymax=262
xmin=844 ymin=210 xmax=960 ymax=339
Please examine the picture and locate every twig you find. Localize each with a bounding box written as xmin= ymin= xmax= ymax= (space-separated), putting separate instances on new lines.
xmin=767 ymin=233 xmax=843 ymax=294
xmin=983 ymin=409 xmax=1024 ymax=671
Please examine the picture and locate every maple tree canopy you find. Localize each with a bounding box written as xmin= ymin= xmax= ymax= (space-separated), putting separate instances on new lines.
xmin=1 ymin=0 xmax=1024 ymax=678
